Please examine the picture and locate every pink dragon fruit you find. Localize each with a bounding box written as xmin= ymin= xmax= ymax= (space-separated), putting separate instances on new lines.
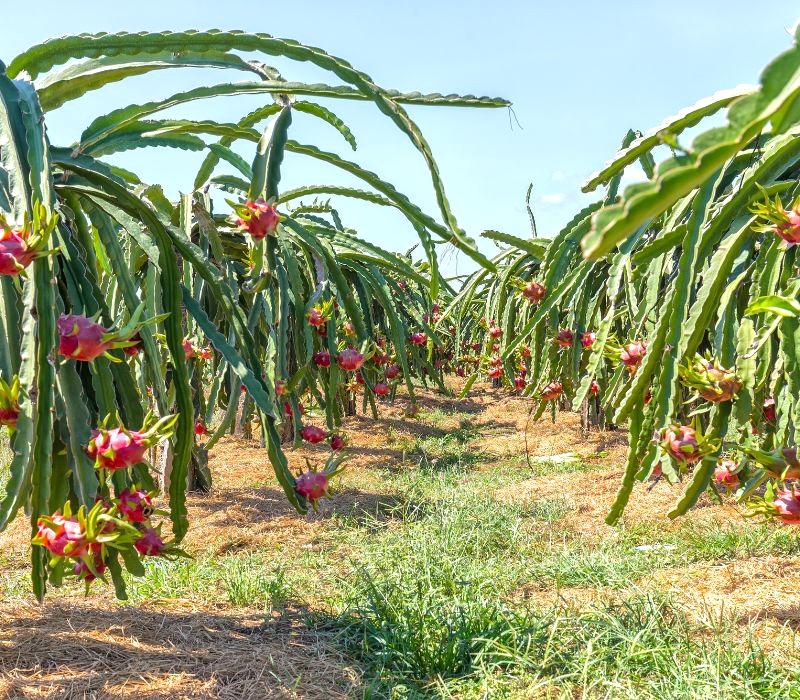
xmin=773 ymin=210 xmax=800 ymax=245
xmin=773 ymin=489 xmax=800 ymax=524
xmin=194 ymin=419 xmax=209 ymax=436
xmin=35 ymin=515 xmax=89 ymax=557
xmin=661 ymin=425 xmax=702 ymax=465
xmin=337 ymin=348 xmax=365 ymax=372
xmin=373 ymin=382 xmax=390 ymax=396
xmin=713 ymin=459 xmax=740 ymax=490
xmin=763 ymin=397 xmax=777 ymax=423
xmin=0 ymin=226 xmax=43 ymax=276
xmin=88 ymin=427 xmax=149 ymax=471
xmin=0 ymin=376 xmax=19 ymax=428
xmin=117 ymin=489 xmax=153 ymax=524
xmin=307 ymin=307 xmax=326 ymax=327
xmin=58 ymin=314 xmax=115 ymax=361
xmin=233 ymin=198 xmax=280 ymax=239
xmin=620 ymin=341 xmax=647 ymax=370
xmin=522 ymin=280 xmax=546 ymax=304
xmin=410 ymin=332 xmax=427 ymax=346
xmin=488 ymin=324 xmax=503 ymax=339
xmin=590 ymin=380 xmax=600 ymax=395
xmin=555 ymin=329 xmax=573 ymax=348
xmin=581 ymin=332 xmax=596 ymax=349
xmin=513 ymin=375 xmax=526 ymax=392
xmin=135 ymin=527 xmax=166 ymax=556
xmin=540 ymin=381 xmax=563 ymax=401
xmin=73 ymin=546 xmax=106 ymax=582
xmin=295 ymin=471 xmax=331 ymax=504
xmin=300 ymin=425 xmax=328 ymax=444
xmin=329 ymin=434 xmax=346 ymax=451
xmin=313 ymin=350 xmax=331 ymax=368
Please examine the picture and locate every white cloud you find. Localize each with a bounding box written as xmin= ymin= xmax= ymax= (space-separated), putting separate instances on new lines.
xmin=541 ymin=193 xmax=566 ymax=205
xmin=551 ymin=169 xmax=566 ymax=182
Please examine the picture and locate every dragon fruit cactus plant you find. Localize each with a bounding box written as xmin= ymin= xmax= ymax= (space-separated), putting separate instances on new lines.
xmin=230 ymin=197 xmax=280 ymax=239
xmin=87 ymin=413 xmax=178 ymax=472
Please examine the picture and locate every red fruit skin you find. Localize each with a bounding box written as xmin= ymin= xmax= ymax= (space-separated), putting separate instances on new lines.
xmin=489 ymin=326 xmax=503 ymax=339
xmin=373 ymin=382 xmax=390 ymax=396
xmin=555 ymin=330 xmax=573 ymax=348
xmin=0 ymin=406 xmax=19 ymax=427
xmin=589 ymin=380 xmax=600 ymax=395
xmin=773 ymin=490 xmax=800 ymax=523
xmin=58 ymin=314 xmax=112 ymax=362
xmin=713 ymin=460 xmax=740 ymax=489
xmin=522 ymin=281 xmax=546 ymax=304
xmin=307 ymin=308 xmax=326 ymax=327
xmin=123 ymin=333 xmax=142 ymax=357
xmin=662 ymin=425 xmax=701 ymax=465
xmin=763 ymin=397 xmax=777 ymax=423
xmin=135 ymin=527 xmax=165 ymax=556
xmin=410 ymin=332 xmax=427 ymax=346
xmin=581 ymin=332 xmax=596 ymax=349
xmin=488 ymin=366 xmax=503 ymax=379
xmin=87 ymin=428 xmax=148 ymax=471
xmin=456 ymin=366 xmax=466 ymax=378
xmin=774 ymin=210 xmax=800 ymax=245
xmin=337 ymin=348 xmax=365 ymax=372
xmin=0 ymin=229 xmax=38 ymax=275
xmin=385 ymin=364 xmax=401 ymax=380
xmin=237 ymin=199 xmax=280 ymax=239
xmin=117 ymin=489 xmax=153 ymax=523
xmin=73 ymin=551 xmax=107 ymax=582
xmin=313 ymin=350 xmax=331 ymax=368
xmin=513 ymin=376 xmax=526 ymax=391
xmin=540 ymin=381 xmax=563 ymax=401
xmin=36 ymin=516 xmax=89 ymax=557
xmin=300 ymin=425 xmax=327 ymax=444
xmin=194 ymin=420 xmax=209 ymax=436
xmin=621 ymin=341 xmax=647 ymax=368
xmin=330 ymin=434 xmax=345 ymax=451
xmin=295 ymin=471 xmax=330 ymax=502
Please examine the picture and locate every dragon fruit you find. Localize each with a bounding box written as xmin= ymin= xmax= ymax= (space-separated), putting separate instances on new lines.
xmin=284 ymin=401 xmax=305 ymax=418
xmin=661 ymin=425 xmax=703 ymax=465
xmin=233 ymin=198 xmax=280 ymax=239
xmin=329 ymin=434 xmax=346 ymax=451
xmin=383 ymin=364 xmax=400 ymax=380
xmin=713 ymin=459 xmax=740 ymax=489
xmin=295 ymin=471 xmax=331 ymax=504
xmin=620 ymin=341 xmax=647 ymax=370
xmin=745 ymin=446 xmax=800 ymax=481
xmin=589 ymin=380 xmax=600 ymax=395
xmin=58 ymin=314 xmax=116 ymax=362
xmin=35 ymin=515 xmax=89 ymax=558
xmin=773 ymin=489 xmax=800 ymax=523
xmin=194 ymin=419 xmax=209 ymax=436
xmin=307 ymin=307 xmax=327 ymax=327
xmin=680 ymin=355 xmax=741 ymax=403
xmin=313 ymin=350 xmax=331 ymax=368
xmin=0 ymin=376 xmax=19 ymax=428
xmin=540 ymin=381 xmax=563 ymax=401
xmin=300 ymin=425 xmax=327 ymax=444
xmin=117 ymin=489 xmax=153 ymax=524
xmin=513 ymin=375 xmax=526 ymax=392
xmin=581 ymin=332 xmax=596 ymax=349
xmin=123 ymin=332 xmax=142 ymax=357
xmin=373 ymin=382 xmax=390 ymax=396
xmin=135 ymin=527 xmax=166 ymax=557
xmin=73 ymin=548 xmax=107 ymax=582
xmin=763 ymin=397 xmax=777 ymax=423
xmin=488 ymin=366 xmax=503 ymax=379
xmin=410 ymin=332 xmax=427 ymax=346
xmin=555 ymin=329 xmax=573 ymax=348
xmin=0 ymin=220 xmax=49 ymax=276
xmin=522 ymin=280 xmax=546 ymax=304
xmin=337 ymin=348 xmax=365 ymax=372
xmin=488 ymin=324 xmax=503 ymax=339
xmin=87 ymin=415 xmax=176 ymax=471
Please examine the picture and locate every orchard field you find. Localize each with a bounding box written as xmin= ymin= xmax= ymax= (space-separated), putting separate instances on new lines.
xmin=1 ymin=16 xmax=800 ymax=700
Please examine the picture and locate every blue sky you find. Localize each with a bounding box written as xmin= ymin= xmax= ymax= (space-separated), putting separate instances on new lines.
xmin=2 ymin=1 xmax=798 ymax=278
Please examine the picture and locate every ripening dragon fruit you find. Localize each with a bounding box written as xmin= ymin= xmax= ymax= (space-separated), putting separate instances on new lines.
xmin=773 ymin=488 xmax=800 ymax=524
xmin=295 ymin=470 xmax=331 ymax=504
xmin=713 ymin=459 xmax=740 ymax=489
xmin=0 ymin=227 xmax=42 ymax=275
xmin=488 ymin=366 xmax=503 ymax=379
xmin=589 ymin=380 xmax=600 ymax=395
xmin=194 ymin=419 xmax=209 ymax=436
xmin=385 ymin=363 xmax=401 ymax=380
xmin=540 ymin=381 xmax=563 ymax=401
xmin=35 ymin=515 xmax=89 ymax=557
xmin=661 ymin=425 xmax=702 ymax=465
xmin=337 ymin=348 xmax=365 ymax=372
xmin=135 ymin=527 xmax=166 ymax=556
xmin=620 ymin=341 xmax=647 ymax=370
xmin=73 ymin=546 xmax=107 ymax=582
xmin=233 ymin=198 xmax=280 ymax=239
xmin=555 ymin=329 xmax=573 ymax=348
xmin=58 ymin=314 xmax=114 ymax=362
xmin=117 ymin=489 xmax=153 ymax=523
xmin=313 ymin=350 xmax=331 ymax=368
xmin=581 ymin=332 xmax=596 ymax=349
xmin=763 ymin=397 xmax=777 ymax=422
xmin=307 ymin=307 xmax=326 ymax=327
xmin=87 ymin=427 xmax=149 ymax=471
xmin=773 ymin=210 xmax=800 ymax=245
xmin=0 ymin=376 xmax=19 ymax=428
xmin=300 ymin=425 xmax=328 ymax=444
xmin=329 ymin=434 xmax=346 ymax=451
xmin=373 ymin=382 xmax=390 ymax=396
xmin=513 ymin=375 xmax=526 ymax=392
xmin=522 ymin=280 xmax=546 ymax=304
xmin=488 ymin=325 xmax=503 ymax=339
xmin=410 ymin=332 xmax=427 ymax=346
